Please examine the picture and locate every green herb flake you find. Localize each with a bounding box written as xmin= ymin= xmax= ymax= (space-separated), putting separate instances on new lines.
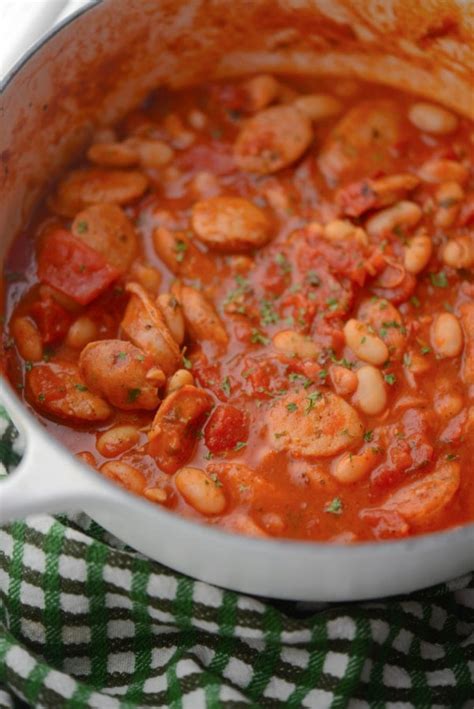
xmin=24 ymin=361 xmax=33 ymax=372
xmin=76 ymin=220 xmax=88 ymax=234
xmin=250 ymin=329 xmax=270 ymax=346
xmin=325 ymin=497 xmax=343 ymax=515
xmin=275 ymin=252 xmax=292 ymax=274
xmin=204 ymin=451 xmax=214 ymax=460
xmin=38 ymin=393 xmax=46 ymax=403
xmin=318 ymin=369 xmax=328 ymax=381
xmin=127 ymin=388 xmax=141 ymax=403
xmin=429 ymin=271 xmax=448 ymax=288
xmin=420 ymin=345 xmax=431 ymax=356
xmin=234 ymin=441 xmax=247 ymax=451
xmin=286 ymin=402 xmax=298 ymax=413
xmin=384 ymin=373 xmax=396 ymax=385
xmin=75 ymin=383 xmax=88 ymax=392
xmin=183 ymin=355 xmax=192 ymax=370
xmin=174 ymin=239 xmax=188 ymax=263
xmin=209 ymin=473 xmax=223 ymax=487
xmin=221 ymin=376 xmax=231 ymax=397
xmin=363 ymin=430 xmax=374 ymax=443
xmin=410 ymin=296 xmax=421 ymax=308
xmin=260 ymin=299 xmax=280 ymax=326
xmin=446 ymin=453 xmax=458 ymax=461
xmin=305 ymin=390 xmax=322 ymax=414
xmin=326 ymin=297 xmax=339 ymax=312
xmin=117 ymin=351 xmax=127 ymax=361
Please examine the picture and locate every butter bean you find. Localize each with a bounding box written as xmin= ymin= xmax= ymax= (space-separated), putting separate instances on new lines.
xmin=354 ymin=366 xmax=387 ymax=415
xmin=344 ymin=319 xmax=388 ymax=365
xmin=431 ymin=313 xmax=463 ymax=358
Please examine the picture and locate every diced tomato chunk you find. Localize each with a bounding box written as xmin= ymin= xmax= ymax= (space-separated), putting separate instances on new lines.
xmin=38 ymin=229 xmax=120 ymax=305
xmin=204 ymin=404 xmax=248 ymax=454
xmin=30 ymin=297 xmax=72 ymax=344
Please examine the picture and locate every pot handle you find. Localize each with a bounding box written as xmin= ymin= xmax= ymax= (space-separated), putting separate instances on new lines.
xmin=0 ymin=387 xmax=107 ymax=525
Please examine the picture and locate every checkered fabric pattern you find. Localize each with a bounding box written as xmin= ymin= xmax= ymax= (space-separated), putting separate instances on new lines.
xmin=0 ymin=404 xmax=473 ymax=708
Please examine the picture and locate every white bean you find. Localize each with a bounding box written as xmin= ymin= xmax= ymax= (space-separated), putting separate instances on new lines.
xmin=187 ymin=109 xmax=207 ymax=130
xmin=126 ymin=138 xmax=174 ymax=169
xmin=323 ymin=219 xmax=368 ymax=247
xmin=435 ymin=182 xmax=464 ymax=228
xmin=66 ymin=316 xmax=98 ymax=349
xmin=272 ymin=330 xmax=319 ymax=360
xmin=157 ymin=293 xmax=185 ymax=345
xmin=144 ymin=487 xmax=167 ymax=504
xmin=344 ymin=319 xmax=388 ymax=365
xmin=11 ymin=317 xmax=43 ymax=362
xmin=242 ymin=74 xmax=280 ymax=111
xmin=175 ymin=466 xmax=226 ymax=515
xmin=441 ymin=236 xmax=474 ymax=269
xmin=366 ymin=201 xmax=421 ymax=237
xmin=431 ymin=313 xmax=463 ymax=358
xmin=293 ymin=93 xmax=342 ymax=122
xmin=434 ymin=392 xmax=464 ymax=418
xmin=419 ymin=159 xmax=469 ymax=184
xmin=101 ymin=461 xmax=146 ymax=494
xmin=87 ymin=141 xmax=139 ymax=167
xmin=332 ymin=448 xmax=380 ymax=484
xmin=408 ymin=102 xmax=458 ymax=134
xmin=96 ymin=425 xmax=140 ymax=458
xmin=165 ymin=369 xmax=194 ymax=395
xmin=354 ymin=366 xmax=387 ymax=415
xmin=404 ymin=232 xmax=432 ymax=274
xmin=129 ymin=262 xmax=162 ymax=295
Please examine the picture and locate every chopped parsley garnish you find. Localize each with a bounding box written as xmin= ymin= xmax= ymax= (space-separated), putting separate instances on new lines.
xmin=326 ymin=297 xmax=339 ymax=312
xmin=363 ymin=430 xmax=374 ymax=443
xmin=305 ymin=390 xmax=322 ymax=414
xmin=234 ymin=441 xmax=247 ymax=451
xmin=24 ymin=361 xmax=33 ymax=372
xmin=325 ymin=497 xmax=343 ymax=515
xmin=38 ymin=393 xmax=46 ymax=403
xmin=410 ymin=295 xmax=421 ymax=308
xmin=221 ymin=376 xmax=231 ymax=397
xmin=75 ymin=384 xmax=88 ymax=392
xmin=117 ymin=351 xmax=127 ymax=361
xmin=209 ymin=473 xmax=223 ymax=487
xmin=127 ymin=388 xmax=141 ymax=403
xmin=446 ymin=453 xmax=458 ymax=461
xmin=274 ymin=252 xmax=292 ymax=274
xmin=420 ymin=345 xmax=431 ymax=355
xmin=224 ymin=275 xmax=252 ymax=307
xmin=182 ymin=355 xmax=192 ymax=370
xmin=429 ymin=271 xmax=448 ymax=288
xmin=288 ymin=372 xmax=312 ymax=389
xmin=318 ymin=369 xmax=328 ymax=381
xmin=286 ymin=402 xmax=298 ymax=413
xmin=204 ymin=451 xmax=214 ymax=460
xmin=384 ymin=373 xmax=396 ymax=385
xmin=250 ymin=329 xmax=270 ymax=346
xmin=76 ymin=220 xmax=88 ymax=233
xmin=174 ymin=239 xmax=188 ymax=263
xmin=260 ymin=299 xmax=279 ymax=326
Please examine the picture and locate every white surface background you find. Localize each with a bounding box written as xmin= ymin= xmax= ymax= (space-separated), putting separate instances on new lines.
xmin=0 ymin=0 xmax=90 ymax=80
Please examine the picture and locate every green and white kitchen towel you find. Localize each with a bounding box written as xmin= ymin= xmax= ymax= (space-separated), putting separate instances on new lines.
xmin=0 ymin=404 xmax=473 ymax=708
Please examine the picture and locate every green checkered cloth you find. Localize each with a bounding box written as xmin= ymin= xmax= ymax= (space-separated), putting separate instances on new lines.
xmin=0 ymin=405 xmax=473 ymax=708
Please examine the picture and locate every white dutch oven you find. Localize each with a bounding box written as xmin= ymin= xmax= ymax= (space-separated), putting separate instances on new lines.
xmin=1 ymin=0 xmax=473 ymax=601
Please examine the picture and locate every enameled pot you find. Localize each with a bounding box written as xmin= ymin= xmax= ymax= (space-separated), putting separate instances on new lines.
xmin=1 ymin=0 xmax=473 ymax=601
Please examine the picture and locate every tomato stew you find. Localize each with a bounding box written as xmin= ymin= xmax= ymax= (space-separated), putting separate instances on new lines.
xmin=2 ymin=75 xmax=473 ymax=542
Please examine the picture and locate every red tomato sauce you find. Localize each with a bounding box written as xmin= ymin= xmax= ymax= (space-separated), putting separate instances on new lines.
xmin=1 ymin=75 xmax=473 ymax=542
